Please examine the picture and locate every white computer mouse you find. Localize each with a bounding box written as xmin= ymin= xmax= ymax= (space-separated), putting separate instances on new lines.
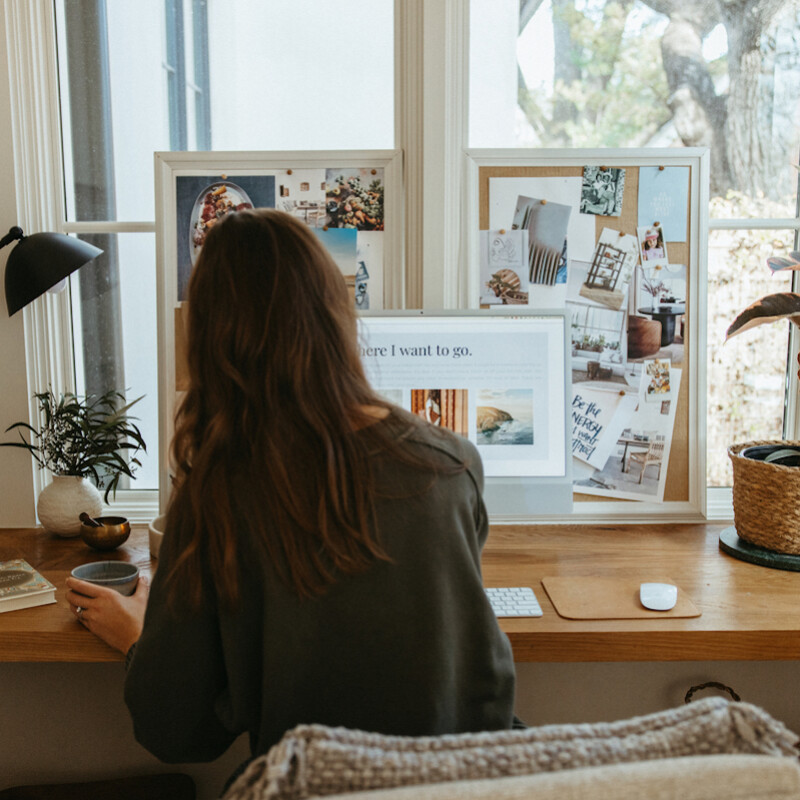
xmin=639 ymin=582 xmax=677 ymax=611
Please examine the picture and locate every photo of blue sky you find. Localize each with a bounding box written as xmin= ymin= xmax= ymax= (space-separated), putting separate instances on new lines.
xmin=312 ymin=227 xmax=358 ymax=277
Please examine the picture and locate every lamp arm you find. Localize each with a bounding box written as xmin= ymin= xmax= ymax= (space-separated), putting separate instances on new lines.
xmin=0 ymin=226 xmax=24 ymax=250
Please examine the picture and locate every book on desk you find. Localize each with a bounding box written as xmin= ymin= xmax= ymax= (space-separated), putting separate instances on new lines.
xmin=0 ymin=559 xmax=57 ymax=613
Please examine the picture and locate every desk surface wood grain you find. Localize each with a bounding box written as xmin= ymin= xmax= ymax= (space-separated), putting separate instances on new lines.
xmin=1 ymin=522 xmax=798 ymax=663
xmin=483 ymin=523 xmax=800 ymax=662
xmin=0 ymin=526 xmax=153 ymax=663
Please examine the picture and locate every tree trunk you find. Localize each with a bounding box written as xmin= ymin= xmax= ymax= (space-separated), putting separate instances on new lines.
xmin=551 ymin=0 xmax=582 ymax=145
xmin=721 ymin=0 xmax=790 ymax=200
xmin=658 ymin=10 xmax=732 ymax=193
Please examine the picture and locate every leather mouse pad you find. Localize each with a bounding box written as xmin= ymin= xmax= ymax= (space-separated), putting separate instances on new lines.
xmin=541 ymin=576 xmax=701 ymax=620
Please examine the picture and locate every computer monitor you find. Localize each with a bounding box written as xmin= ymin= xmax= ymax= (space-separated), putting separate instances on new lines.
xmin=357 ymin=308 xmax=573 ymax=519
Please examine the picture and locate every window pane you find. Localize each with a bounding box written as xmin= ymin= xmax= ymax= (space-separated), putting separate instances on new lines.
xmin=706 ymin=228 xmax=793 ymax=488
xmin=56 ymin=0 xmax=394 ymax=221
xmin=470 ymin=0 xmax=800 ymax=216
xmin=70 ymin=233 xmax=159 ymax=492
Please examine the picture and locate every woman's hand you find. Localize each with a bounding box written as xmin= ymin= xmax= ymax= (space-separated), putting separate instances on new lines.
xmin=65 ymin=575 xmax=150 ymax=654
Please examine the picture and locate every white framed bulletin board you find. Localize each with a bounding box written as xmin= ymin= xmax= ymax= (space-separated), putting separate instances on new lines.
xmin=465 ymin=148 xmax=709 ymax=522
xmin=154 ymin=149 xmax=403 ymax=512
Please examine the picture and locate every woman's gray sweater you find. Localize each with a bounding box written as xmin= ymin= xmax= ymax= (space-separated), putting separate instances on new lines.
xmin=124 ymin=414 xmax=516 ymax=764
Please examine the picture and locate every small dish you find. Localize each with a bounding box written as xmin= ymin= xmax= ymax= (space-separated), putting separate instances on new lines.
xmin=79 ymin=515 xmax=131 ymax=551
xmin=71 ymin=561 xmax=139 ymax=596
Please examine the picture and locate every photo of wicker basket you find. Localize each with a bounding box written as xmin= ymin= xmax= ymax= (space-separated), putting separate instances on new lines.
xmin=728 ymin=440 xmax=800 ymax=555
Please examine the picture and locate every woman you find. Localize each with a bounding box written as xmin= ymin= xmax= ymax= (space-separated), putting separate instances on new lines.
xmin=66 ymin=209 xmax=515 ymax=773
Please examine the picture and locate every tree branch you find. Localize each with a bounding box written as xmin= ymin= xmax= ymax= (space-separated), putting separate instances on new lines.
xmin=519 ymin=0 xmax=546 ymax=33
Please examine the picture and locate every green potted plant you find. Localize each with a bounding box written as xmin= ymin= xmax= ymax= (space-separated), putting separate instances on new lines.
xmin=0 ymin=389 xmax=146 ymax=537
xmin=725 ymin=249 xmax=800 ymax=553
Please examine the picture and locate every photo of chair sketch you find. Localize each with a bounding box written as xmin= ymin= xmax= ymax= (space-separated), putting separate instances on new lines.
xmin=627 ymin=435 xmax=665 ymax=483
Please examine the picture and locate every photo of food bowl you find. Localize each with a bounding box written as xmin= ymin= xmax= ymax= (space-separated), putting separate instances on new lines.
xmin=189 ymin=181 xmax=253 ymax=265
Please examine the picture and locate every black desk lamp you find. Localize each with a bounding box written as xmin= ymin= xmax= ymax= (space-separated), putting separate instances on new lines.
xmin=2 ymin=226 xmax=103 ymax=316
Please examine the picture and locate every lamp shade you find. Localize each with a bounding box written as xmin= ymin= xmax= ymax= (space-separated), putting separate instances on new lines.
xmin=4 ymin=227 xmax=103 ymax=316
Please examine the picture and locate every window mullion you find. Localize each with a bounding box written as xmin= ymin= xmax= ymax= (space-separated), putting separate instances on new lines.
xmin=396 ymin=0 xmax=469 ymax=309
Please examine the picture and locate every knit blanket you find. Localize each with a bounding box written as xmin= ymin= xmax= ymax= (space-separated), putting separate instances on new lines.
xmin=221 ymin=698 xmax=799 ymax=800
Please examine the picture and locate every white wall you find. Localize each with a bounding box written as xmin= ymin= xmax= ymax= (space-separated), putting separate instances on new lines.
xmin=0 ymin=8 xmax=36 ymax=526
xmin=1 ymin=659 xmax=799 ymax=798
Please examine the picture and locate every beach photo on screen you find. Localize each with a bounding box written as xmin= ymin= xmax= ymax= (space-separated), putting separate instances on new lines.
xmin=411 ymin=389 xmax=468 ymax=436
xmin=476 ymin=389 xmax=534 ymax=446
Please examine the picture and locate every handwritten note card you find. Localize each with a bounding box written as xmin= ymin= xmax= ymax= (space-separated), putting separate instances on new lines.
xmin=572 ymin=387 xmax=637 ymax=469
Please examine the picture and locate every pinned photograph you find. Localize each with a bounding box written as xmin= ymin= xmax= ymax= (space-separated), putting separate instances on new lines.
xmin=580 ymin=166 xmax=625 ymax=217
xmin=312 ymin=227 xmax=358 ymax=305
xmin=572 ymin=368 xmax=682 ymax=502
xmin=325 ymin=168 xmax=384 ymax=230
xmin=277 ymin=169 xmax=326 ymax=227
xmin=638 ymin=166 xmax=690 ymax=243
xmin=578 ymin=228 xmax=638 ymax=310
xmin=637 ymin=224 xmax=668 ymax=269
xmin=411 ymin=389 xmax=468 ymax=437
xmin=476 ymin=389 xmax=534 ymax=446
xmin=355 ymin=231 xmax=384 ymax=310
xmin=175 ymin=174 xmax=274 ymax=300
xmin=644 ymin=358 xmax=672 ymax=401
xmin=512 ymin=196 xmax=572 ymax=285
xmin=479 ymin=229 xmax=529 ymax=305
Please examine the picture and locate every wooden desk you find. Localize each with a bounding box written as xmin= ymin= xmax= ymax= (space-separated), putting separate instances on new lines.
xmin=1 ymin=523 xmax=799 ymax=664
xmin=483 ymin=523 xmax=800 ymax=663
xmin=0 ymin=525 xmax=153 ymax=663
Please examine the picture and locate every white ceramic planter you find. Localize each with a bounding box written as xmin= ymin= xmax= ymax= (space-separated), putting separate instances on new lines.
xmin=37 ymin=475 xmax=104 ymax=537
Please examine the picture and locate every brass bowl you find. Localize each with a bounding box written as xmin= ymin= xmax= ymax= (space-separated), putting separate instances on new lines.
xmin=79 ymin=516 xmax=131 ymax=551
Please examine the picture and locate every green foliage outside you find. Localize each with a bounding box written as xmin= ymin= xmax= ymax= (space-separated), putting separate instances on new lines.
xmin=515 ymin=0 xmax=800 ymax=486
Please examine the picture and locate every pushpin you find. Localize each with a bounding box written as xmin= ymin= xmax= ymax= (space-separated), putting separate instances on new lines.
xmin=600 ymin=166 xmax=608 ymax=171
xmin=371 ymin=169 xmax=377 ymax=175
xmin=659 ymin=165 xmax=665 ymax=171
xmin=654 ymin=221 xmax=660 ymax=227
xmin=221 ymin=173 xmax=227 ymax=180
xmin=287 ymin=169 xmax=293 ymax=175
xmin=499 ymin=229 xmax=506 ymax=234
xmin=323 ymin=226 xmax=328 ymax=231
xmin=540 ymin=199 xmax=547 ymax=205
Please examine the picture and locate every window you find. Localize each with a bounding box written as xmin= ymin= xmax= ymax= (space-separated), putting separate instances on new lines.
xmin=470 ymin=0 xmax=800 ymax=503
xmin=11 ymin=1 xmax=798 ymax=519
xmin=50 ymin=0 xmax=394 ymax=514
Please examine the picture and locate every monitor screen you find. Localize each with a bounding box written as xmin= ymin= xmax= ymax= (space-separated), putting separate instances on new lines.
xmin=357 ymin=309 xmax=573 ymax=518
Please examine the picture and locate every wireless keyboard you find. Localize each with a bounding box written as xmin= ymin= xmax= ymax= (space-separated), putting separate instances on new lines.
xmin=485 ymin=586 xmax=543 ymax=617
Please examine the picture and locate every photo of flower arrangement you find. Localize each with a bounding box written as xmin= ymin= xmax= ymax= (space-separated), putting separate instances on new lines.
xmin=325 ymin=168 xmax=384 ymax=230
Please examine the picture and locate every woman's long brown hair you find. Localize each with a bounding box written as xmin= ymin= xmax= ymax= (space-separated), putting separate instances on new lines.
xmin=166 ymin=208 xmax=428 ymax=611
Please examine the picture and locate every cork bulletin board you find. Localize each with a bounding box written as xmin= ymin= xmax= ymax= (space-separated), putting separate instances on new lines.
xmin=466 ymin=149 xmax=709 ymax=521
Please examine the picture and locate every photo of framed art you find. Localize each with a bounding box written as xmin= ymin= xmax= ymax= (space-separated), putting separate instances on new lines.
xmin=464 ymin=148 xmax=709 ymax=522
xmin=154 ymin=149 xmax=403 ymax=510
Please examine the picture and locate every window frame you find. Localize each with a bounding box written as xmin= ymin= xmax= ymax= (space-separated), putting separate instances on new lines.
xmin=6 ymin=0 xmax=799 ymax=523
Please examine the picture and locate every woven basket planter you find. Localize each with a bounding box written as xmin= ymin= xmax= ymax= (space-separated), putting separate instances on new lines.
xmin=728 ymin=440 xmax=800 ymax=555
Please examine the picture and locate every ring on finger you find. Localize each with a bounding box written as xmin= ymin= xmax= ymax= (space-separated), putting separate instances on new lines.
xmin=76 ymin=607 xmax=84 ymax=617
